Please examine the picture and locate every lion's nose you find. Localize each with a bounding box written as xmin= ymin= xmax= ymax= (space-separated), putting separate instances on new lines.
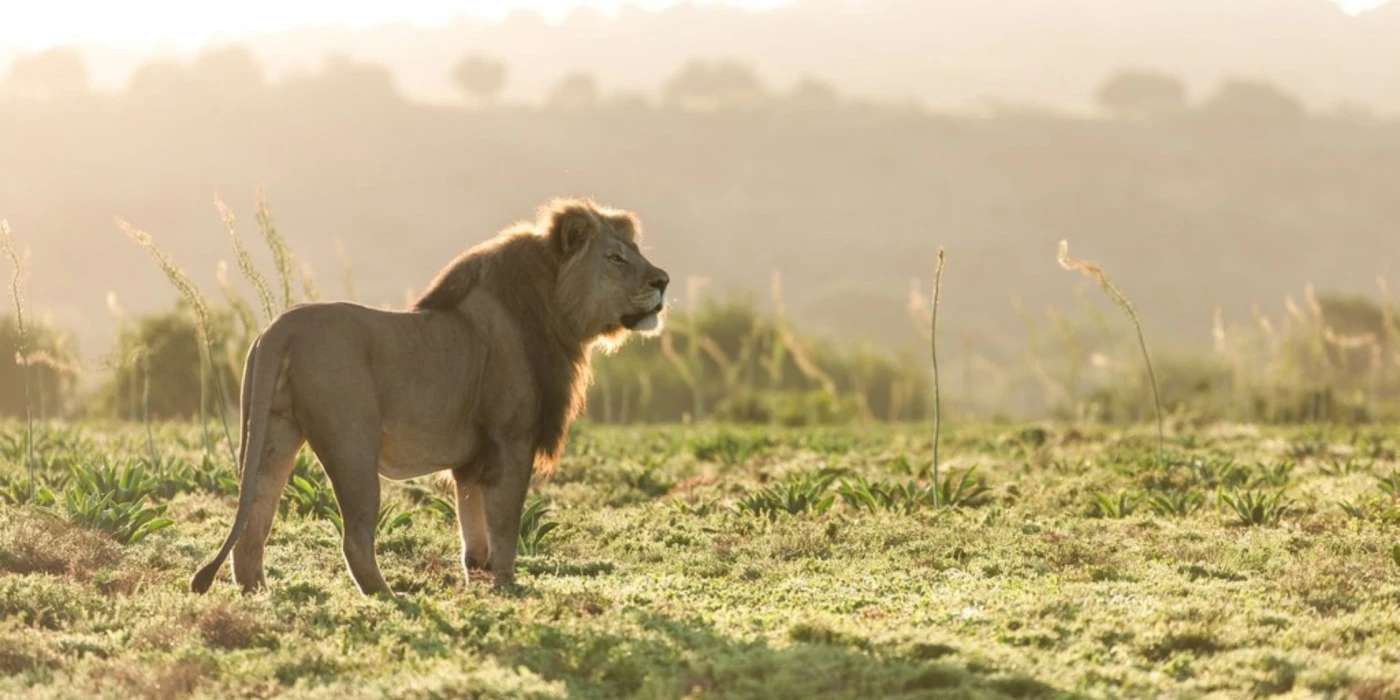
xmin=649 ymin=269 xmax=670 ymax=294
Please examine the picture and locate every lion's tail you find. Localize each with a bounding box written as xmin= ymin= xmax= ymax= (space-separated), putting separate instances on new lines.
xmin=189 ymin=323 xmax=289 ymax=594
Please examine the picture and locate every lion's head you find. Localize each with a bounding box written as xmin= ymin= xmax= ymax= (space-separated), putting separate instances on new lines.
xmin=545 ymin=199 xmax=669 ymax=346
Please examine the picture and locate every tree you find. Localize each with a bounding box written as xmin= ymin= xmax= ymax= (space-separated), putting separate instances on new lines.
xmin=91 ymin=302 xmax=239 ymax=421
xmin=3 ymin=48 xmax=89 ymax=99
xmin=190 ymin=45 xmax=266 ymax=98
xmin=1 ymin=317 xmax=77 ymax=419
xmin=1199 ymin=78 xmax=1307 ymax=126
xmin=546 ymin=72 xmax=600 ymax=110
xmin=788 ymin=76 xmax=839 ymax=109
xmin=126 ymin=60 xmax=192 ymax=101
xmin=282 ymin=54 xmax=401 ymax=106
xmin=1095 ymin=70 xmax=1187 ymax=121
xmin=662 ymin=59 xmax=768 ymax=109
xmin=451 ymin=53 xmax=507 ymax=105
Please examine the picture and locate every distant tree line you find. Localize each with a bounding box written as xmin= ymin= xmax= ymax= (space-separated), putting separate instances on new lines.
xmin=1094 ymin=69 xmax=1311 ymax=125
xmin=1 ymin=46 xmax=1346 ymax=124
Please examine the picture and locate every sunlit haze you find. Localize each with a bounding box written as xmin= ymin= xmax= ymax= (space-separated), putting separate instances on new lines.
xmin=0 ymin=0 xmax=1388 ymax=49
xmin=0 ymin=1 xmax=795 ymax=49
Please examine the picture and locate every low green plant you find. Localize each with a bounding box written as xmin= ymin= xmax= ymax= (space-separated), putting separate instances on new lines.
xmin=1219 ymin=489 xmax=1291 ymax=526
xmin=60 ymin=469 xmax=173 ymax=544
xmin=666 ymin=497 xmax=719 ymax=517
xmin=161 ymin=454 xmax=239 ymax=497
xmin=735 ymin=474 xmax=837 ymax=520
xmin=837 ymin=476 xmax=894 ymax=512
xmin=933 ymin=466 xmax=992 ymax=508
xmin=1376 ymin=471 xmax=1400 ymax=500
xmin=282 ymin=474 xmax=340 ymax=524
xmin=692 ymin=431 xmax=774 ymax=466
xmin=0 ymin=473 xmax=56 ymax=506
xmin=1147 ymin=490 xmax=1204 ymax=517
xmin=1181 ymin=458 xmax=1252 ymax=489
xmin=837 ymin=473 xmax=985 ymax=514
xmin=1339 ymin=498 xmax=1400 ymax=524
xmin=622 ymin=458 xmax=675 ymax=499
xmin=70 ymin=460 xmax=161 ymax=506
xmin=1321 ymin=457 xmax=1374 ymax=476
xmin=518 ymin=498 xmax=562 ymax=556
xmin=417 ymin=492 xmax=458 ymax=523
xmin=325 ymin=503 xmax=416 ymax=538
xmin=1090 ymin=490 xmax=1140 ymax=519
xmin=1248 ymin=461 xmax=1295 ymax=489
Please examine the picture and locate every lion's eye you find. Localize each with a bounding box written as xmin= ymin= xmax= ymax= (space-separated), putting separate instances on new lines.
xmin=607 ymin=252 xmax=627 ymax=265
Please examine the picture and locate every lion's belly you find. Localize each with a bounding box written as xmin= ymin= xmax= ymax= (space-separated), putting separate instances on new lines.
xmin=376 ymin=458 xmax=447 ymax=481
xmin=376 ymin=423 xmax=475 ymax=481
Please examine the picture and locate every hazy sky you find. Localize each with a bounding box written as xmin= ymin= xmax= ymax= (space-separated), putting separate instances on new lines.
xmin=0 ymin=0 xmax=1390 ymax=49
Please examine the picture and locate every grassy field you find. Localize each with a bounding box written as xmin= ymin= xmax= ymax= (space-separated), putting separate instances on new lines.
xmin=1 ymin=420 xmax=1399 ymax=699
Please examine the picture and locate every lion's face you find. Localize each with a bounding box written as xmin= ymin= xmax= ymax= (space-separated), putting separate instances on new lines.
xmin=551 ymin=203 xmax=669 ymax=343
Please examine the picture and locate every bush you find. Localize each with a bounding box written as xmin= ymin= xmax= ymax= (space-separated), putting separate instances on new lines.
xmin=0 ymin=316 xmax=78 ymax=419
xmin=589 ymin=296 xmax=928 ymax=425
xmin=89 ymin=301 xmax=241 ymax=420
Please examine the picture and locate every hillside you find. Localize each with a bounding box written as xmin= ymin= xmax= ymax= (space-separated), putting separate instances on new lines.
xmin=3 ymin=90 xmax=1397 ymax=363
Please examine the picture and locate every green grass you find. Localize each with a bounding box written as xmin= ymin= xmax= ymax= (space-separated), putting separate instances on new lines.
xmin=2 ymin=420 xmax=1400 ymax=698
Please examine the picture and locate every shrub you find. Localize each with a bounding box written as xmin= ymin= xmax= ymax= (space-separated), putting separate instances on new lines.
xmin=89 ymin=302 xmax=240 ymax=420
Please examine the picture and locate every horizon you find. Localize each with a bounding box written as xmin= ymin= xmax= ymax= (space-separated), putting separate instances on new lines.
xmin=0 ymin=0 xmax=1392 ymax=51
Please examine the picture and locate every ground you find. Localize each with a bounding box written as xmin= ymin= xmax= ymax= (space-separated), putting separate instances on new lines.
xmin=1 ymin=421 xmax=1399 ymax=699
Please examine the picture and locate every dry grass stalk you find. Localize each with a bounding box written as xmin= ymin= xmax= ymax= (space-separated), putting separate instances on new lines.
xmin=685 ymin=275 xmax=712 ymax=420
xmin=1 ymin=219 xmax=36 ymax=494
xmin=335 ymin=239 xmax=357 ymax=301
xmin=907 ymin=277 xmax=931 ymax=338
xmin=1057 ymin=240 xmax=1163 ymax=464
xmin=771 ymin=270 xmax=837 ymax=398
xmin=254 ymin=188 xmax=295 ymax=310
xmin=1378 ymin=277 xmax=1400 ymax=374
xmin=15 ymin=349 xmax=80 ymax=376
xmin=118 ymin=219 xmax=237 ymax=465
xmin=215 ymin=196 xmax=276 ymax=322
xmin=659 ymin=332 xmax=699 ymax=422
xmin=299 ymin=261 xmax=321 ymax=302
xmin=930 ymin=247 xmax=946 ymax=505
xmin=216 ymin=261 xmax=259 ymax=347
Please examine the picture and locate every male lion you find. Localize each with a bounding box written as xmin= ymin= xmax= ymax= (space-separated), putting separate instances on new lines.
xmin=189 ymin=198 xmax=668 ymax=596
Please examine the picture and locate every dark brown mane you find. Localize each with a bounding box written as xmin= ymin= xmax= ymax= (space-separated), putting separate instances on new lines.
xmin=411 ymin=218 xmax=590 ymax=473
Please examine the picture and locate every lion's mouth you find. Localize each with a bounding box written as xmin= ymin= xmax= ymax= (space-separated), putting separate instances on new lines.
xmin=621 ymin=302 xmax=665 ymax=330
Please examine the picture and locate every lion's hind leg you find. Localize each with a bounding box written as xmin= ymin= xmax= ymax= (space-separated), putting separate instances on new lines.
xmin=327 ymin=465 xmax=392 ymax=597
xmin=230 ymin=413 xmax=304 ymax=593
xmin=305 ymin=422 xmax=393 ymax=598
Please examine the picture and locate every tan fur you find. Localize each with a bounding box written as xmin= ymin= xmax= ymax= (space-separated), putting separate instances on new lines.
xmin=189 ymin=198 xmax=668 ymax=597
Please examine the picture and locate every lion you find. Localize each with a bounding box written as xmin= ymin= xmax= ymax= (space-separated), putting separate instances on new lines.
xmin=189 ymin=198 xmax=668 ymax=597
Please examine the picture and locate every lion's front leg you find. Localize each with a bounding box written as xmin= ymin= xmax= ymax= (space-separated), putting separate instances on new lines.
xmin=452 ymin=476 xmax=490 ymax=577
xmin=480 ymin=441 xmax=534 ymax=588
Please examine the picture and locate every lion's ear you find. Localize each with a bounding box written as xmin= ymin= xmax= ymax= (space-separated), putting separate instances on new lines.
xmin=549 ymin=206 xmax=599 ymax=257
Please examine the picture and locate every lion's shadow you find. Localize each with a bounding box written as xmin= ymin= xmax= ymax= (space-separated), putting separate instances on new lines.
xmin=393 ymin=597 xmax=1070 ymax=699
